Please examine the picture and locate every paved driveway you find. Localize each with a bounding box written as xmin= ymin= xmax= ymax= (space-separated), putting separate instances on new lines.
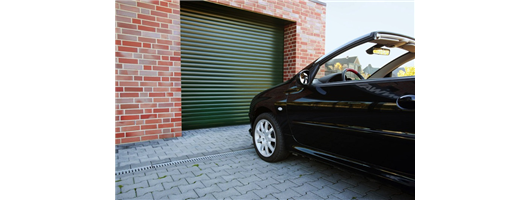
xmin=115 ymin=125 xmax=413 ymax=200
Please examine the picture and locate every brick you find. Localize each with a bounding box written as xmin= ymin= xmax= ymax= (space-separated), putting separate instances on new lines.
xmin=159 ymin=133 xmax=174 ymax=139
xmin=138 ymin=25 xmax=156 ymax=32
xmin=120 ymin=4 xmax=140 ymax=12
xmin=141 ymin=114 xmax=157 ymax=119
xmin=137 ymin=14 xmax=155 ymax=23
xmin=142 ymin=20 xmax=160 ymax=28
xmin=137 ymin=2 xmax=156 ymax=10
xmin=138 ymin=37 xmax=157 ymax=43
xmin=142 ymin=31 xmax=161 ymax=38
xmin=156 ymin=6 xmax=172 ymax=13
xmin=120 ymin=93 xmax=139 ymax=98
xmin=121 ymin=136 xmax=141 ymax=143
xmin=119 ymin=58 xmax=138 ymax=64
xmin=144 ymin=54 xmax=160 ymax=60
xmin=144 ymin=77 xmax=161 ymax=82
xmin=144 ymin=119 xmax=161 ymax=124
xmin=121 ymin=104 xmax=139 ymax=109
xmin=121 ymin=115 xmax=140 ymax=120
xmin=139 ymin=48 xmax=157 ymax=55
xmin=156 ymin=17 xmax=172 ymax=24
xmin=152 ymin=44 xmax=168 ymax=50
xmin=123 ymin=64 xmax=142 ymax=70
xmin=145 ymin=129 xmax=162 ymax=135
xmin=116 ymin=15 xmax=131 ymax=23
xmin=153 ymin=107 xmax=169 ymax=112
xmin=116 ymin=10 xmax=136 ymax=18
xmin=151 ymin=10 xmax=168 ymax=18
xmin=139 ymin=59 xmax=157 ymax=65
xmin=116 ymin=52 xmax=132 ymax=58
xmin=156 ymin=28 xmax=172 ymax=34
xmin=149 ymin=93 xmax=165 ymax=98
xmin=117 ymin=22 xmax=137 ymax=29
xmin=122 ymin=41 xmax=142 ymax=47
xmin=118 ymin=46 xmax=137 ymax=52
xmin=157 ymin=61 xmax=172 ymax=66
xmin=132 ymin=18 xmax=141 ymax=24
xmin=119 ymin=81 xmax=139 ymax=86
xmin=117 ymin=34 xmax=137 ymax=41
xmin=125 ymin=130 xmax=144 ymax=137
xmin=122 ymin=29 xmax=142 ymax=36
xmin=141 ymin=135 xmax=159 ymax=141
xmin=125 ymin=109 xmax=143 ymax=114
xmin=141 ymin=124 xmax=157 ymax=130
xmin=153 ymin=66 xmax=169 ymax=71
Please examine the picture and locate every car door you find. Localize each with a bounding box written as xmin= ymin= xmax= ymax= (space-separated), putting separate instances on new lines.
xmin=287 ymin=75 xmax=415 ymax=176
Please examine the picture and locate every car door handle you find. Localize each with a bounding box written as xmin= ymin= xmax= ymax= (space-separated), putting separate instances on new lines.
xmin=396 ymin=95 xmax=415 ymax=111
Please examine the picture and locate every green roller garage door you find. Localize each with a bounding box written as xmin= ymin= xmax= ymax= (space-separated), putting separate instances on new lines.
xmin=181 ymin=2 xmax=286 ymax=130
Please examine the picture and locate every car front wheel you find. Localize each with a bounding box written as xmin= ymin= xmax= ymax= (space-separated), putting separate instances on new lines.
xmin=253 ymin=113 xmax=289 ymax=162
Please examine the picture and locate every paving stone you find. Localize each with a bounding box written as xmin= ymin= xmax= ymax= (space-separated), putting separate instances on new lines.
xmin=151 ymin=187 xmax=182 ymax=200
xmin=131 ymin=192 xmax=154 ymax=200
xmin=331 ymin=190 xmax=365 ymax=200
xmin=253 ymin=177 xmax=281 ymax=189
xmin=116 ymin=125 xmax=409 ymax=200
xmin=212 ymin=188 xmax=242 ymax=199
xmin=168 ymin=189 xmax=199 ymax=200
xmin=115 ymin=177 xmax=134 ymax=187
xmin=151 ymin=158 xmax=171 ymax=165
xmin=327 ymin=180 xmax=357 ymax=193
xmin=199 ymin=177 xmax=226 ymax=187
xmin=147 ymin=175 xmax=174 ymax=187
xmin=136 ymin=184 xmax=164 ymax=197
xmin=161 ymin=178 xmax=188 ymax=190
xmin=204 ymin=170 xmax=230 ymax=179
xmin=178 ymin=182 xmax=205 ymax=193
xmin=389 ymin=192 xmax=415 ymax=200
xmin=291 ymin=183 xmax=318 ymax=196
xmin=134 ymin=173 xmax=159 ymax=183
xmin=233 ymin=182 xmax=262 ymax=195
xmin=217 ymin=179 xmax=244 ymax=191
xmin=272 ymin=179 xmax=299 ymax=192
xmin=360 ymin=190 xmax=391 ymax=200
xmin=120 ymin=180 xmax=149 ymax=193
xmin=307 ymin=178 xmax=334 ymax=189
xmin=289 ymin=174 xmax=320 ymax=185
xmin=194 ymin=184 xmax=223 ymax=197
xmin=296 ymin=191 xmax=325 ymax=200
xmin=237 ymin=175 xmax=262 ymax=185
xmin=115 ymin=188 xmax=137 ymax=200
xmin=230 ymin=190 xmax=261 ymax=200
xmin=252 ymin=185 xmax=281 ymax=198
xmin=312 ymin=185 xmax=342 ymax=199
xmin=271 ymin=188 xmax=302 ymax=199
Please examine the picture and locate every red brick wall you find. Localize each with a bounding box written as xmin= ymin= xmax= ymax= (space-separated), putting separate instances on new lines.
xmin=116 ymin=0 xmax=326 ymax=144
xmin=115 ymin=0 xmax=182 ymax=145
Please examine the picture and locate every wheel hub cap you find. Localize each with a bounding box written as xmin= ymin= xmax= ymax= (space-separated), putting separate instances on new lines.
xmin=254 ymin=119 xmax=276 ymax=157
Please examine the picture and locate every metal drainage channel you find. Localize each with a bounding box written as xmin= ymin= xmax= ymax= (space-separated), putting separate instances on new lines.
xmin=115 ymin=149 xmax=254 ymax=175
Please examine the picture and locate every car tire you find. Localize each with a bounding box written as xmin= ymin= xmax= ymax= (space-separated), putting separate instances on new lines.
xmin=252 ymin=113 xmax=289 ymax=162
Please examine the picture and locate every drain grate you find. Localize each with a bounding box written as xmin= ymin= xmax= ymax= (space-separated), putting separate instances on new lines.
xmin=115 ymin=148 xmax=254 ymax=175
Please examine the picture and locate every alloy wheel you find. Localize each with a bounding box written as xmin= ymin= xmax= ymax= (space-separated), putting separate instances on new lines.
xmin=254 ymin=119 xmax=277 ymax=157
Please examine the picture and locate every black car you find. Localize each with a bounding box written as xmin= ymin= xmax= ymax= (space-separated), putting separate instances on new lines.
xmin=248 ymin=31 xmax=415 ymax=187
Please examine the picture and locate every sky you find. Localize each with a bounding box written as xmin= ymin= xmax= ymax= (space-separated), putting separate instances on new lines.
xmin=319 ymin=0 xmax=414 ymax=69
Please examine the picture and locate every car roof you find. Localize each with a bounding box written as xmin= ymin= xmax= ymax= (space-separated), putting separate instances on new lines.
xmin=371 ymin=31 xmax=415 ymax=53
xmin=313 ymin=31 xmax=414 ymax=68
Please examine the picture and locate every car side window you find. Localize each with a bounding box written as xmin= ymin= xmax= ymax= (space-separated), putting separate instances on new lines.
xmin=313 ymin=42 xmax=414 ymax=83
xmin=391 ymin=60 xmax=415 ymax=77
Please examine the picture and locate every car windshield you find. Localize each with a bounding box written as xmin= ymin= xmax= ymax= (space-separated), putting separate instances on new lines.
xmin=316 ymin=42 xmax=415 ymax=80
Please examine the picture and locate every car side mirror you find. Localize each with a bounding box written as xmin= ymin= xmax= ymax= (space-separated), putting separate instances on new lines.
xmin=296 ymin=70 xmax=310 ymax=86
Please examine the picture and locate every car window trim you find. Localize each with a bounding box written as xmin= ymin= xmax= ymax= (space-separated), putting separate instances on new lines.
xmin=313 ymin=76 xmax=414 ymax=88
